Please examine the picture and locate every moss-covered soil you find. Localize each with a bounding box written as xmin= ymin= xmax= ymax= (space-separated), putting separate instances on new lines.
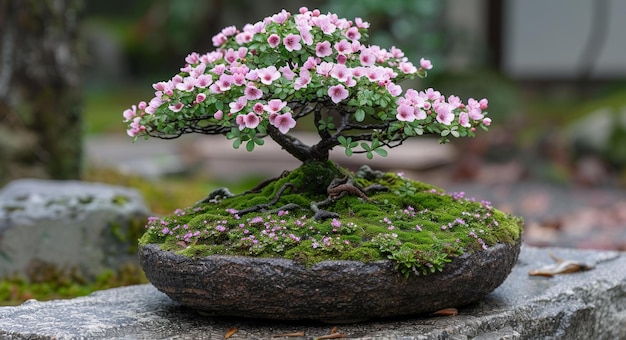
xmin=140 ymin=161 xmax=522 ymax=276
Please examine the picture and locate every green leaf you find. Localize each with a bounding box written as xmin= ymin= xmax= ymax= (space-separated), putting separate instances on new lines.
xmin=232 ymin=139 xmax=241 ymax=149
xmin=360 ymin=142 xmax=371 ymax=151
xmin=345 ymin=148 xmax=353 ymax=157
xmin=374 ymin=148 xmax=388 ymax=157
xmin=246 ymin=140 xmax=255 ymax=152
xmin=366 ymin=151 xmax=373 ymax=159
xmin=355 ymin=109 xmax=366 ymax=122
xmin=215 ymin=100 xmax=224 ymax=110
xmin=441 ymin=130 xmax=450 ymax=137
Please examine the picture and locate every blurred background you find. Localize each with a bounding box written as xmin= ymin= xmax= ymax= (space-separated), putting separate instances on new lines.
xmin=2 ymin=0 xmax=626 ymax=250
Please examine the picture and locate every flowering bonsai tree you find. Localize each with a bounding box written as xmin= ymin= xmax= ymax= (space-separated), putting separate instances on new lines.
xmin=123 ymin=7 xmax=490 ymax=163
xmin=129 ymin=8 xmax=520 ymax=280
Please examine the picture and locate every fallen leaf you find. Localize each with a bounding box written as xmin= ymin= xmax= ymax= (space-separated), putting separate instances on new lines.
xmin=529 ymin=253 xmax=593 ymax=277
xmin=272 ymin=331 xmax=305 ymax=337
xmin=224 ymin=326 xmax=238 ymax=339
xmin=315 ymin=333 xmax=346 ymax=339
xmin=430 ymin=307 xmax=458 ymax=316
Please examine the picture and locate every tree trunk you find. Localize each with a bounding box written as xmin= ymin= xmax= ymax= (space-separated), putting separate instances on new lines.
xmin=0 ymin=0 xmax=83 ymax=181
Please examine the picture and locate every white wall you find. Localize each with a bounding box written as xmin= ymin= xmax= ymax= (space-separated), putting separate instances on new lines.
xmin=502 ymin=0 xmax=626 ymax=79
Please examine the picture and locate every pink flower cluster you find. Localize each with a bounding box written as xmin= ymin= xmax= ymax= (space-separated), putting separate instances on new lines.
xmin=123 ymin=7 xmax=429 ymax=138
xmin=395 ymin=88 xmax=490 ymax=129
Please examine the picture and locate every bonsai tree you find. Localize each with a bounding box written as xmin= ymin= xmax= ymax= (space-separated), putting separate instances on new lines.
xmin=124 ymin=7 xmax=490 ymax=163
xmin=127 ymin=8 xmax=519 ymax=278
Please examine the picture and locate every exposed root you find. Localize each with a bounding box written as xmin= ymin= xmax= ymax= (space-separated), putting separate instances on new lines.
xmin=232 ymin=170 xmax=388 ymax=221
xmin=236 ymin=183 xmax=294 ymax=216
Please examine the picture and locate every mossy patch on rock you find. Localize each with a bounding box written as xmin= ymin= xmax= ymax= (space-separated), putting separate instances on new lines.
xmin=139 ymin=162 xmax=522 ymax=276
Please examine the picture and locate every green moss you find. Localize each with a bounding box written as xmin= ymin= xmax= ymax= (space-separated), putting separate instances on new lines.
xmin=139 ymin=162 xmax=523 ymax=276
xmin=0 ymin=263 xmax=147 ymax=306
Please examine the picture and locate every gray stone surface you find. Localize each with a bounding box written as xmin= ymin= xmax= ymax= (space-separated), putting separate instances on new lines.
xmin=0 ymin=245 xmax=624 ymax=339
xmin=0 ymin=179 xmax=150 ymax=281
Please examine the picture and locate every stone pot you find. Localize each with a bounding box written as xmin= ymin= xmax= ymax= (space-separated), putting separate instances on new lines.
xmin=139 ymin=237 xmax=521 ymax=322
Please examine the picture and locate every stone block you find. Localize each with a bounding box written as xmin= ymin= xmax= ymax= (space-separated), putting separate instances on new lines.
xmin=0 ymin=179 xmax=150 ymax=281
xmin=0 ymin=245 xmax=623 ymax=339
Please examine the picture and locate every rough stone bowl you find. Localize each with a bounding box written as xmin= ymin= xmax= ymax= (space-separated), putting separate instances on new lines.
xmin=139 ymin=238 xmax=521 ymax=322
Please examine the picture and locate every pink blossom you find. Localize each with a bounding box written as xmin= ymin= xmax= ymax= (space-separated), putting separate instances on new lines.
xmin=351 ymin=66 xmax=365 ymax=78
xmin=479 ymin=98 xmax=489 ymax=110
xmin=172 ymin=75 xmax=183 ymax=86
xmin=415 ymin=108 xmax=426 ymax=120
xmin=328 ymin=84 xmax=349 ymax=103
xmin=145 ymin=97 xmax=163 ymax=114
xmin=235 ymin=31 xmax=254 ymax=45
xmin=271 ymin=112 xmax=297 ymax=134
xmin=420 ymin=58 xmax=433 ymax=70
xmin=344 ymin=27 xmax=361 ymax=41
xmin=224 ymin=49 xmax=237 ymax=64
xmin=185 ymin=52 xmax=200 ymax=64
xmin=386 ymin=82 xmax=402 ymax=97
xmin=175 ymin=77 xmax=195 ymax=92
xmin=212 ymin=33 xmax=228 ymax=47
xmin=299 ymin=27 xmax=314 ymax=46
xmin=283 ymin=33 xmax=302 ymax=51
xmin=399 ymin=61 xmax=417 ymax=74
xmin=257 ymin=66 xmax=281 ymax=85
xmin=390 ymin=46 xmax=404 ymax=59
xmin=127 ymin=117 xmax=146 ymax=137
xmin=253 ymin=102 xmax=264 ymax=114
xmin=243 ymin=112 xmax=260 ymax=129
xmin=221 ymin=25 xmax=237 ymax=36
xmin=331 ymin=218 xmax=341 ymax=228
xmin=244 ymin=84 xmax=263 ymax=100
xmin=434 ymin=102 xmax=454 ymax=125
xmin=334 ymin=39 xmax=351 ymax=54
xmin=330 ymin=64 xmax=351 ymax=82
xmin=211 ymin=64 xmax=226 ymax=75
xmin=279 ymin=65 xmax=296 ymax=80
xmin=214 ymin=110 xmax=224 ymax=120
xmin=355 ymin=17 xmax=369 ymax=28
xmin=448 ymin=95 xmax=462 ymax=108
xmin=195 ymin=74 xmax=213 ymax=88
xmin=336 ymin=54 xmax=347 ymax=65
xmin=267 ymin=34 xmax=280 ymax=48
xmin=294 ymin=69 xmax=311 ymax=90
xmin=169 ymin=102 xmax=184 ymax=112
xmin=123 ymin=105 xmax=138 ymax=121
xmin=264 ymin=99 xmax=287 ymax=113
xmin=365 ymin=67 xmax=384 ymax=82
xmin=468 ymin=107 xmax=484 ymax=120
xmin=303 ymin=56 xmax=320 ymax=70
xmin=271 ymin=9 xmax=290 ymax=24
xmin=229 ymin=96 xmax=248 ymax=113
xmin=233 ymin=73 xmax=246 ymax=86
xmin=423 ymin=88 xmax=441 ymax=101
xmin=195 ymin=93 xmax=207 ymax=103
xmin=189 ymin=63 xmax=206 ymax=78
xmin=216 ymin=74 xmax=234 ymax=92
xmin=316 ymin=62 xmax=333 ymax=77
xmin=315 ymin=41 xmax=333 ymax=57
xmin=482 ymin=117 xmax=492 ymax=126
xmin=359 ymin=49 xmax=376 ymax=66
xmin=396 ymin=104 xmax=416 ymax=122
xmin=459 ymin=112 xmax=471 ymax=128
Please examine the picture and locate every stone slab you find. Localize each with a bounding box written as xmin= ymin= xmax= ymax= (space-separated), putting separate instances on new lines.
xmin=0 ymin=179 xmax=150 ymax=281
xmin=0 ymin=245 xmax=624 ymax=339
